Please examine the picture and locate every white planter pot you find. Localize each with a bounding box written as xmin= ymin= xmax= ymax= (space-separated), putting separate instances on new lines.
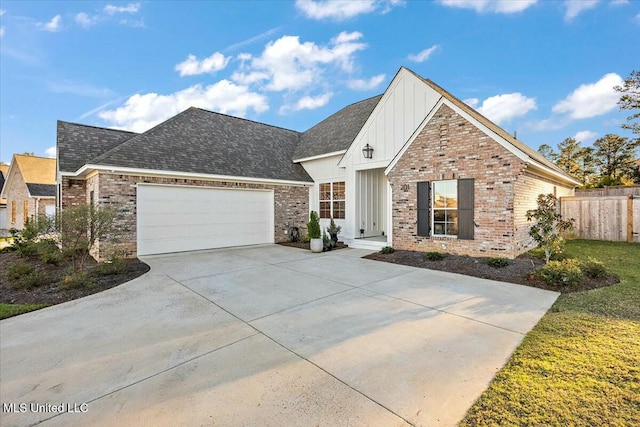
xmin=310 ymin=238 xmax=323 ymax=253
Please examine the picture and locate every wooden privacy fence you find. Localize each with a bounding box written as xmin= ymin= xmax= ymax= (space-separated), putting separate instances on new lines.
xmin=560 ymin=195 xmax=639 ymax=243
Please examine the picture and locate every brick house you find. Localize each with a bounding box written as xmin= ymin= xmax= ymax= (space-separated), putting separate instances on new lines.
xmin=57 ymin=67 xmax=579 ymax=260
xmin=0 ymin=154 xmax=57 ymax=230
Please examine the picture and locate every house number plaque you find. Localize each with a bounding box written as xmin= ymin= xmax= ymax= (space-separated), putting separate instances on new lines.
xmin=400 ymin=184 xmax=410 ymax=192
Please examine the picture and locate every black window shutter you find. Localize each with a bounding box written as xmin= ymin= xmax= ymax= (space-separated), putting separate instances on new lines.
xmin=457 ymin=178 xmax=475 ymax=240
xmin=417 ymin=181 xmax=430 ymax=237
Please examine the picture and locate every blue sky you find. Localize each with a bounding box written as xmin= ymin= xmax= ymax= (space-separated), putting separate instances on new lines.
xmin=0 ymin=0 xmax=638 ymax=165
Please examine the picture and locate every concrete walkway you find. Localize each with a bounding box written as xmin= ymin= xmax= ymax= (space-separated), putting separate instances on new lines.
xmin=0 ymin=245 xmax=559 ymax=426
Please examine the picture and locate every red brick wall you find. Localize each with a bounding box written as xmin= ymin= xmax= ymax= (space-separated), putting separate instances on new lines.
xmin=387 ymin=104 xmax=529 ymax=258
xmin=60 ymin=176 xmax=86 ymax=208
xmin=89 ymin=173 xmax=309 ymax=259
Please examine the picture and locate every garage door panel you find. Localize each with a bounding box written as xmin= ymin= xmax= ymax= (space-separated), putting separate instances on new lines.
xmin=137 ymin=185 xmax=274 ymax=256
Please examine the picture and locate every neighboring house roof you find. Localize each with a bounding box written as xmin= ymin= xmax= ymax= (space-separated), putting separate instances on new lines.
xmin=0 ymin=155 xmax=56 ymax=200
xmin=404 ymin=68 xmax=573 ymax=181
xmin=294 ymin=95 xmax=382 ymax=161
xmin=57 ymin=121 xmax=138 ymax=173
xmin=26 ymin=183 xmax=56 ymax=197
xmin=0 ymin=163 xmax=8 ymax=205
xmin=91 ymin=107 xmax=313 ymax=183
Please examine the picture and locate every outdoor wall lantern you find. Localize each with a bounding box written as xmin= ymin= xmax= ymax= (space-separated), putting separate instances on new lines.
xmin=362 ymin=143 xmax=374 ymax=159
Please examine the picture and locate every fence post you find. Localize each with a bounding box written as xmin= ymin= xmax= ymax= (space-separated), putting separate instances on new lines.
xmin=628 ymin=195 xmax=634 ymax=243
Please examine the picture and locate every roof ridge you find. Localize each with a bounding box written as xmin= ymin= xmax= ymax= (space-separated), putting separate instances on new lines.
xmin=192 ymin=107 xmax=301 ymax=135
xmin=57 ymin=120 xmax=138 ymax=135
xmin=401 ymin=67 xmax=574 ymax=180
xmin=14 ymin=154 xmax=57 ymax=161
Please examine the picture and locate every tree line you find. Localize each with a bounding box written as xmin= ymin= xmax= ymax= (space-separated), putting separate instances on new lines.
xmin=538 ymin=70 xmax=640 ymax=188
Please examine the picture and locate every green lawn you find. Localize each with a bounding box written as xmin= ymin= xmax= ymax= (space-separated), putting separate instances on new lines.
xmin=460 ymin=240 xmax=640 ymax=426
xmin=0 ymin=303 xmax=50 ymax=320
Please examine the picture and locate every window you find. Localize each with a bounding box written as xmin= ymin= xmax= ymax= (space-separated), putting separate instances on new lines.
xmin=23 ymin=201 xmax=28 ymax=223
xmin=417 ymin=179 xmax=475 ymax=240
xmin=432 ymin=180 xmax=458 ymax=237
xmin=11 ymin=201 xmax=16 ymax=223
xmin=319 ymin=181 xmax=345 ymax=219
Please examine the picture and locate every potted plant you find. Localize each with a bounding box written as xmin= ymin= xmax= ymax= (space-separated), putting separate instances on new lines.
xmin=307 ymin=211 xmax=323 ymax=253
xmin=326 ymin=217 xmax=341 ymax=244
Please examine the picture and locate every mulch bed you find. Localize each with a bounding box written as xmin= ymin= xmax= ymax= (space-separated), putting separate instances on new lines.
xmin=363 ymin=250 xmax=619 ymax=293
xmin=278 ymin=241 xmax=349 ymax=250
xmin=0 ymin=250 xmax=149 ymax=306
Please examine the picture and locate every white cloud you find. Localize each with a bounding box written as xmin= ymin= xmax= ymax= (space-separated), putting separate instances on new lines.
xmin=104 ymin=3 xmax=140 ymax=15
xmin=75 ymin=12 xmax=98 ymax=29
xmin=175 ymin=52 xmax=230 ymax=76
xmin=295 ymin=0 xmax=375 ymax=20
xmin=347 ymin=74 xmax=386 ymax=90
xmin=611 ymin=0 xmax=628 ymax=5
xmin=284 ymin=92 xmax=334 ymax=113
xmin=573 ymin=130 xmax=598 ymax=143
xmin=635 ymin=12 xmax=640 ymax=24
xmin=295 ymin=0 xmax=402 ymax=20
xmin=564 ymin=0 xmax=600 ymax=21
xmin=0 ymin=27 xmax=4 ymax=38
xmin=39 ymin=15 xmax=62 ymax=32
xmin=552 ymin=73 xmax=623 ymax=119
xmin=474 ymin=93 xmax=537 ymax=124
xmin=98 ymin=80 xmax=268 ymax=133
xmin=464 ymin=98 xmax=479 ymax=108
xmin=224 ymin=27 xmax=282 ymax=52
xmin=0 ymin=9 xmax=5 ymax=16
xmin=232 ymin=32 xmax=367 ymax=92
xmin=47 ymin=80 xmax=114 ymax=98
xmin=408 ymin=45 xmax=439 ymax=63
xmin=437 ymin=0 xmax=537 ymax=14
xmin=45 ymin=146 xmax=56 ymax=158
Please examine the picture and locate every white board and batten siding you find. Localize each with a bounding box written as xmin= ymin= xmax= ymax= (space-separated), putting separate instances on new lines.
xmin=137 ymin=184 xmax=274 ymax=256
xmin=340 ymin=69 xmax=441 ymax=170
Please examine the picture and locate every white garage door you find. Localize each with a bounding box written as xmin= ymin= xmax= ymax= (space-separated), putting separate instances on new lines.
xmin=137 ymin=184 xmax=274 ymax=256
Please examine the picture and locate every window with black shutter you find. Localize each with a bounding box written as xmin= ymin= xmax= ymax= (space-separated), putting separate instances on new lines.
xmin=417 ymin=181 xmax=430 ymax=236
xmin=421 ymin=178 xmax=475 ymax=240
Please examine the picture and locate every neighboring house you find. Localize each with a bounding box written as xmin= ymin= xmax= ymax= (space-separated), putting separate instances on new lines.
xmin=58 ymin=67 xmax=579 ymax=260
xmin=0 ymin=163 xmax=9 ymax=230
xmin=0 ymin=155 xmax=57 ymax=230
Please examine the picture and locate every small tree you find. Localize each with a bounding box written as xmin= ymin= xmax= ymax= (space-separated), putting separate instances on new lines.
xmin=526 ymin=194 xmax=574 ymax=264
xmin=307 ymin=210 xmax=321 ymax=239
xmin=58 ymin=204 xmax=121 ymax=271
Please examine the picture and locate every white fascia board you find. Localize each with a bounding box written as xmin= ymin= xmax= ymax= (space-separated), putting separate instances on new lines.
xmin=385 ymin=98 xmax=580 ymax=187
xmin=68 ymin=164 xmax=313 ymax=187
xmin=293 ymin=150 xmax=346 ymax=164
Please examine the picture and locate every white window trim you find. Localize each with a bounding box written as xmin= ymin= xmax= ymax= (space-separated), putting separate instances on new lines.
xmin=319 ymin=181 xmax=345 ymax=219
xmin=431 ymin=180 xmax=458 ymax=238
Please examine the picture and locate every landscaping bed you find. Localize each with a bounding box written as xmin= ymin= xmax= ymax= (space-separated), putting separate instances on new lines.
xmin=278 ymin=241 xmax=349 ymax=251
xmin=0 ymin=250 xmax=149 ymax=308
xmin=364 ymin=249 xmax=619 ymax=293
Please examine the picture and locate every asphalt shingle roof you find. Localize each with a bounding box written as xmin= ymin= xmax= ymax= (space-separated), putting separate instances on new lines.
xmin=294 ymin=95 xmax=382 ymax=160
xmin=57 ymin=121 xmax=137 ymax=173
xmin=27 ymin=183 xmax=56 ymax=197
xmin=93 ymin=108 xmax=312 ymax=182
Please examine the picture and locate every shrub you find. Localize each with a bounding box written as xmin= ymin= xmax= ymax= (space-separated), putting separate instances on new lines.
xmin=581 ymin=256 xmax=607 ymax=278
xmin=425 ymin=251 xmax=444 ymax=261
xmin=487 ymin=257 xmax=510 ymax=268
xmin=307 ymin=211 xmax=321 ymax=239
xmin=93 ymin=254 xmax=127 ymax=276
xmin=322 ymin=231 xmax=332 ymax=251
xmin=6 ymin=262 xmax=36 ymax=282
xmin=61 ymin=271 xmax=93 ymax=289
xmin=299 ymin=234 xmax=310 ymax=243
xmin=526 ymin=194 xmax=575 ymax=264
xmin=534 ymin=258 xmax=584 ymax=286
xmin=380 ymin=246 xmax=395 ymax=254
xmin=5 ymin=262 xmax=47 ymax=289
xmin=37 ymin=239 xmax=64 ymax=265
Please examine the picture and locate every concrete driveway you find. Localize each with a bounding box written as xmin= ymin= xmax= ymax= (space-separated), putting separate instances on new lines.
xmin=1 ymin=245 xmax=559 ymax=426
